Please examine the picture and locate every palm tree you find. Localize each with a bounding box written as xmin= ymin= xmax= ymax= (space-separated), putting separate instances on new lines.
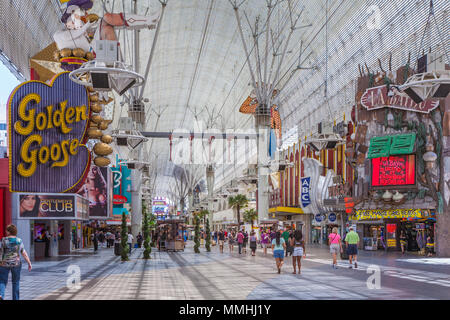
xmin=243 ymin=208 xmax=258 ymax=230
xmin=228 ymin=194 xmax=248 ymax=227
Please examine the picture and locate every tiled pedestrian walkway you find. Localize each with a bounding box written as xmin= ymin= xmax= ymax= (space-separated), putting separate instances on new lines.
xmin=2 ymin=243 xmax=449 ymax=300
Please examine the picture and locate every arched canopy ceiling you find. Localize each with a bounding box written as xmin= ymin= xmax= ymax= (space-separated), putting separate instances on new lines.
xmin=1 ymin=0 xmax=449 ymax=198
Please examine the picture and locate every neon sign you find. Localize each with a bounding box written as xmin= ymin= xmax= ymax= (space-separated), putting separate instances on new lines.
xmin=371 ymin=155 xmax=415 ymax=187
xmin=8 ymin=72 xmax=91 ymax=193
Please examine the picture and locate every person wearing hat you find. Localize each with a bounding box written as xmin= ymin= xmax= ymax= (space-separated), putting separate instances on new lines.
xmin=54 ymin=0 xmax=161 ymax=52
xmin=344 ymin=226 xmax=360 ymax=269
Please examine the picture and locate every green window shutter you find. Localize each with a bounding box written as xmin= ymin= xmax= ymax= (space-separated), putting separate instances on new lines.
xmin=390 ymin=133 xmax=416 ymax=155
xmin=367 ymin=136 xmax=392 ymax=159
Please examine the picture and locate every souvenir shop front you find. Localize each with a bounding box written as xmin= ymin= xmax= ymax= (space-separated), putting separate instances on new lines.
xmin=350 ymin=209 xmax=435 ymax=252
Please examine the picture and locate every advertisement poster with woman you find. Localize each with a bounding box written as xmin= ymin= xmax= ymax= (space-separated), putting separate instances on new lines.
xmin=19 ymin=194 xmax=76 ymax=218
xmin=77 ymin=166 xmax=112 ymax=219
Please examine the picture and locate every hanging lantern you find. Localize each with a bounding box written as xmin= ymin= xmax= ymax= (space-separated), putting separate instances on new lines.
xmin=93 ymin=142 xmax=113 ymax=156
xmin=101 ymin=135 xmax=113 ymax=144
xmin=94 ymin=156 xmax=111 ymax=167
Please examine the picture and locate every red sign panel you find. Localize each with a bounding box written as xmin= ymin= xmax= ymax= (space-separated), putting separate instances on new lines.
xmin=113 ymin=194 xmax=128 ymax=205
xmin=361 ymin=85 xmax=439 ymax=114
xmin=371 ymin=155 xmax=415 ymax=187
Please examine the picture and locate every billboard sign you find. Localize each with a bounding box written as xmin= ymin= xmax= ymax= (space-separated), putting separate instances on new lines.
xmin=371 ymin=155 xmax=415 ymax=187
xmin=77 ymin=165 xmax=112 ymax=219
xmin=361 ymin=85 xmax=439 ymax=114
xmin=17 ymin=193 xmax=89 ymax=220
xmin=8 ymin=72 xmax=91 ymax=193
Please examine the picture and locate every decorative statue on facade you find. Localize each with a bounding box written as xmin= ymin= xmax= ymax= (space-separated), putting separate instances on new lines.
xmin=239 ymin=88 xmax=282 ymax=141
xmin=52 ymin=0 xmax=161 ymax=167
xmin=53 ymin=0 xmax=160 ymax=71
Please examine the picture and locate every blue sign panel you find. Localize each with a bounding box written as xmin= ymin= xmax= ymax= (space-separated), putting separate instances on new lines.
xmin=314 ymin=213 xmax=323 ymax=223
xmin=328 ymin=212 xmax=337 ymax=223
xmin=301 ymin=177 xmax=311 ymax=208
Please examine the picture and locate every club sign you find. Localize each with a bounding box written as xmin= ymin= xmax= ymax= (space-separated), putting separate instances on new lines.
xmin=8 ymin=72 xmax=91 ymax=193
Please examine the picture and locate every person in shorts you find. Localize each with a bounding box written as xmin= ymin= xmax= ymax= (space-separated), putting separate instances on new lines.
xmin=328 ymin=227 xmax=342 ymax=269
xmin=271 ymin=232 xmax=286 ymax=274
xmin=249 ymin=231 xmax=257 ymax=256
xmin=344 ymin=227 xmax=360 ymax=269
xmin=228 ymin=231 xmax=235 ymax=253
xmin=242 ymin=230 xmax=248 ymax=254
xmin=290 ymin=230 xmax=306 ymax=274
xmin=0 ymin=224 xmax=33 ymax=300
xmin=260 ymin=231 xmax=269 ymax=255
xmin=218 ymin=229 xmax=225 ymax=253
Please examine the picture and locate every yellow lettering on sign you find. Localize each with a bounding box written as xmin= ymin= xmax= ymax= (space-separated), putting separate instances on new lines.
xmin=69 ymin=139 xmax=79 ymax=156
xmin=75 ymin=105 xmax=88 ymax=122
xmin=14 ymin=93 xmax=39 ymax=136
xmin=17 ymin=134 xmax=41 ymax=177
xmin=65 ymin=107 xmax=75 ymax=124
xmin=12 ymin=87 xmax=89 ymax=178
xmin=52 ymin=139 xmax=70 ymax=168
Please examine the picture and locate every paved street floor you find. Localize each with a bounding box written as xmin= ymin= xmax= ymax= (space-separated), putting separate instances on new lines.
xmin=3 ymin=242 xmax=450 ymax=300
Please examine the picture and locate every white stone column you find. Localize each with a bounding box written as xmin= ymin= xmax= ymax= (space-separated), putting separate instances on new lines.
xmin=131 ymin=168 xmax=142 ymax=241
xmin=256 ymin=115 xmax=271 ymax=223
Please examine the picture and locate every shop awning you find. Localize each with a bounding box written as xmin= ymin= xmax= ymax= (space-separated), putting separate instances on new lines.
xmin=367 ymin=133 xmax=416 ymax=159
xmin=269 ymin=206 xmax=304 ymax=214
xmin=350 ymin=209 xmax=431 ymax=221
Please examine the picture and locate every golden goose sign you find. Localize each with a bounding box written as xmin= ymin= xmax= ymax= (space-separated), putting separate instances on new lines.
xmin=8 ymin=72 xmax=91 ymax=193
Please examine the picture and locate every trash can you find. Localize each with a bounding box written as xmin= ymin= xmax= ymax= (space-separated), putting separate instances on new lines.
xmin=114 ymin=242 xmax=121 ymax=256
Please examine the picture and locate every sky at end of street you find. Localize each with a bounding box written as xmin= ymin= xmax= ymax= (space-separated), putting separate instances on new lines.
xmin=0 ymin=62 xmax=21 ymax=122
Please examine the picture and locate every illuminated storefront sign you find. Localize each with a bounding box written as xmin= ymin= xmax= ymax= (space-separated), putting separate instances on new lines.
xmin=361 ymin=84 xmax=439 ymax=114
xmin=352 ymin=209 xmax=425 ymax=220
xmin=8 ymin=72 xmax=90 ymax=193
xmin=17 ymin=193 xmax=88 ymax=220
xmin=371 ymin=155 xmax=415 ymax=187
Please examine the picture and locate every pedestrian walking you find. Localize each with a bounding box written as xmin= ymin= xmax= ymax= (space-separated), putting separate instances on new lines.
xmin=0 ymin=224 xmax=32 ymax=300
xmin=290 ymin=230 xmax=306 ymax=274
xmin=426 ymin=233 xmax=434 ymax=257
xmin=286 ymin=231 xmax=294 ymax=257
xmin=400 ymin=231 xmax=407 ymax=254
xmin=214 ymin=231 xmax=218 ymax=244
xmin=344 ymin=227 xmax=360 ymax=269
xmin=127 ymin=232 xmax=134 ymax=254
xmin=105 ymin=231 xmax=111 ymax=248
xmin=93 ymin=230 xmax=99 ymax=252
xmin=249 ymin=231 xmax=257 ymax=256
xmin=228 ymin=231 xmax=235 ymax=253
xmin=282 ymin=228 xmax=290 ymax=257
xmin=218 ymin=229 xmax=225 ymax=253
xmin=270 ymin=229 xmax=276 ymax=242
xmin=243 ymin=230 xmax=248 ymax=254
xmin=43 ymin=229 xmax=51 ymax=257
xmin=271 ymin=231 xmax=286 ymax=274
xmin=261 ymin=231 xmax=269 ymax=255
xmin=237 ymin=230 xmax=244 ymax=254
xmin=328 ymin=227 xmax=342 ymax=269
xmin=137 ymin=232 xmax=143 ymax=248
